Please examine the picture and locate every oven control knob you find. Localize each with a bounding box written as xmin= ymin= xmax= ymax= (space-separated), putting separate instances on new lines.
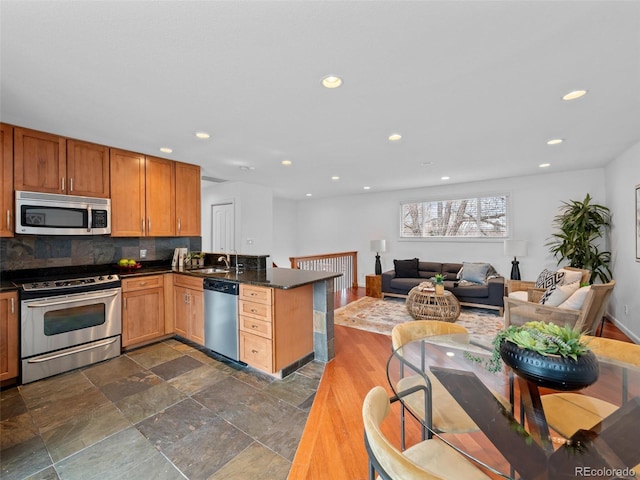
xmin=98 ymin=276 xmax=104 ymax=280
xmin=107 ymin=275 xmax=113 ymax=280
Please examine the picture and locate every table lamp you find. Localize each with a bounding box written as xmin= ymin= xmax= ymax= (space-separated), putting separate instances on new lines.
xmin=504 ymin=240 xmax=527 ymax=280
xmin=370 ymin=239 xmax=386 ymax=275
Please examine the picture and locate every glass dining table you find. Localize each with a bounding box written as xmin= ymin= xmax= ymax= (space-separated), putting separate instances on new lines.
xmin=386 ymin=333 xmax=640 ymax=480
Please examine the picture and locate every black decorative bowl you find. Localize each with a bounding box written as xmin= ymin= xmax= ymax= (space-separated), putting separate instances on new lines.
xmin=499 ymin=340 xmax=599 ymax=391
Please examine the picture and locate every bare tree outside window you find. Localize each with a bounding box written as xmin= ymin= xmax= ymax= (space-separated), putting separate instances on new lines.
xmin=401 ymin=195 xmax=508 ymax=238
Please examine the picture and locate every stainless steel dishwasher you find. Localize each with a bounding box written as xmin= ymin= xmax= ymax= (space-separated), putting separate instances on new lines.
xmin=203 ymin=279 xmax=240 ymax=361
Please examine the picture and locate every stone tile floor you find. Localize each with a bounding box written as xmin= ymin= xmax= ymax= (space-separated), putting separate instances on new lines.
xmin=0 ymin=339 xmax=324 ymax=480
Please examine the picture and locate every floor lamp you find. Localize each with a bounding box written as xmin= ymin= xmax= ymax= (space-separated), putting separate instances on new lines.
xmin=504 ymin=240 xmax=527 ymax=280
xmin=370 ymin=240 xmax=386 ymax=275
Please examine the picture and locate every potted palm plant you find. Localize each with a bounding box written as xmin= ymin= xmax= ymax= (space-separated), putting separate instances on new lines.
xmin=547 ymin=193 xmax=612 ymax=283
xmin=484 ymin=321 xmax=598 ymax=391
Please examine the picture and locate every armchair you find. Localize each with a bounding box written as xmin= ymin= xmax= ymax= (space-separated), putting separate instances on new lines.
xmin=504 ymin=280 xmax=616 ymax=335
xmin=506 ymin=266 xmax=591 ymax=302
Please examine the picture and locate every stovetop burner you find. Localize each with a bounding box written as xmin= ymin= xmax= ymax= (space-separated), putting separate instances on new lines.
xmin=20 ymin=274 xmax=120 ymax=292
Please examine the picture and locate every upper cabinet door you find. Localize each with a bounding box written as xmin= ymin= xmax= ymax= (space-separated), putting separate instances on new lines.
xmin=145 ymin=156 xmax=175 ymax=237
xmin=14 ymin=127 xmax=66 ymax=194
xmin=66 ymin=140 xmax=110 ymax=198
xmin=110 ymin=149 xmax=146 ymax=237
xmin=1 ymin=124 xmax=14 ymax=237
xmin=175 ymin=162 xmax=201 ymax=236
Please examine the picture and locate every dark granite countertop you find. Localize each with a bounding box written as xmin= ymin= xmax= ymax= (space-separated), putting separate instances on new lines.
xmin=1 ymin=263 xmax=342 ymax=292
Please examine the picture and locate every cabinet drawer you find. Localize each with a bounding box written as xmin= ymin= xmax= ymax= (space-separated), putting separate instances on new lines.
xmin=240 ymin=332 xmax=273 ymax=373
xmin=239 ymin=285 xmax=272 ymax=305
xmin=122 ymin=275 xmax=164 ymax=292
xmin=239 ymin=316 xmax=272 ymax=339
xmin=173 ymin=274 xmax=204 ymax=290
xmin=239 ymin=299 xmax=272 ymax=322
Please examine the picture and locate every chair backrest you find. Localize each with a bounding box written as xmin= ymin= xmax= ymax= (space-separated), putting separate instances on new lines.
xmin=574 ymin=280 xmax=616 ymax=334
xmin=581 ymin=335 xmax=640 ymax=366
xmin=391 ymin=320 xmax=468 ymax=350
xmin=363 ymin=386 xmax=441 ymax=479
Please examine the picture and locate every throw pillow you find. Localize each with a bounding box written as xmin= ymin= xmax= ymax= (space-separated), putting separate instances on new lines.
xmin=535 ymin=269 xmax=565 ymax=289
xmin=558 ymin=286 xmax=591 ymax=310
xmin=394 ymin=258 xmax=420 ymax=278
xmin=461 ymin=262 xmax=491 ymax=284
xmin=558 ymin=268 xmax=583 ymax=285
xmin=539 ymin=282 xmax=580 ymax=306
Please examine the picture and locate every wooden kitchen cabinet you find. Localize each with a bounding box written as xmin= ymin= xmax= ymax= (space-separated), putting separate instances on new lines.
xmin=110 ymin=149 xmax=176 ymax=237
xmin=173 ymin=274 xmax=204 ymax=345
xmin=14 ymin=127 xmax=109 ymax=197
xmin=0 ymin=291 xmax=19 ymax=382
xmin=122 ymin=275 xmax=165 ymax=348
xmin=1 ymin=124 xmax=14 ymax=237
xmin=175 ymin=161 xmax=201 ymax=236
xmin=239 ymin=283 xmax=314 ymax=375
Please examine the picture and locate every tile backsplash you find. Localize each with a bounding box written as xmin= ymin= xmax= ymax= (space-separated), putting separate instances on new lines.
xmin=0 ymin=235 xmax=202 ymax=271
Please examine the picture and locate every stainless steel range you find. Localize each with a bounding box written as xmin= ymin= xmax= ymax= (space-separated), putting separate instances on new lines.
xmin=18 ymin=273 xmax=122 ymax=383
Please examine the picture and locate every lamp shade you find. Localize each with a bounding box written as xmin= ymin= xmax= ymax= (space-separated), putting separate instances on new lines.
xmin=370 ymin=239 xmax=386 ymax=253
xmin=504 ymin=240 xmax=527 ymax=257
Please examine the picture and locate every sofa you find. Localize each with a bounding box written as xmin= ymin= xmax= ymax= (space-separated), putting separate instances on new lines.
xmin=381 ymin=259 xmax=505 ymax=314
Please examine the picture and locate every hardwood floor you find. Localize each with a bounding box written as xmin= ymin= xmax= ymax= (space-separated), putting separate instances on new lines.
xmin=288 ymin=288 xmax=634 ymax=480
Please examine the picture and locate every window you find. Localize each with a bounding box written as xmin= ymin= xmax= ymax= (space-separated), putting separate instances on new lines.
xmin=401 ymin=194 xmax=508 ymax=238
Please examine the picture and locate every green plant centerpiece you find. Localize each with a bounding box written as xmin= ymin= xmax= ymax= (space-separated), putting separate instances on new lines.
xmin=434 ymin=273 xmax=444 ymax=284
xmin=547 ymin=193 xmax=612 ymax=283
xmin=486 ymin=321 xmax=599 ymax=391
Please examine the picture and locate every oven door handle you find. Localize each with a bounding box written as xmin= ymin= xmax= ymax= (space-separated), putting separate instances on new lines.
xmin=26 ymin=337 xmax=119 ymax=363
xmin=26 ymin=290 xmax=120 ymax=308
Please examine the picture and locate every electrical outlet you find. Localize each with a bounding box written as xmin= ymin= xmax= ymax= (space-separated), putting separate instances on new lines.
xmin=625 ymin=305 xmax=629 ymax=315
xmin=140 ymin=249 xmax=147 ymax=259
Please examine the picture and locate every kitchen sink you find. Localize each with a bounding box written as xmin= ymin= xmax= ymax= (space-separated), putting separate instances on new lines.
xmin=190 ymin=267 xmax=230 ymax=274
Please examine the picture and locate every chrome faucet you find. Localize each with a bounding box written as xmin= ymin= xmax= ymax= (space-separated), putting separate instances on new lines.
xmin=231 ymin=249 xmax=241 ymax=272
xmin=217 ymin=253 xmax=230 ymax=269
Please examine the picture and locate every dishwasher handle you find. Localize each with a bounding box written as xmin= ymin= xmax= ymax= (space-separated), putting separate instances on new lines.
xmin=203 ymin=279 xmax=239 ymax=295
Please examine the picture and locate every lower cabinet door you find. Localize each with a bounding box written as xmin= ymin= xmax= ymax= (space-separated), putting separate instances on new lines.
xmin=240 ymin=332 xmax=273 ymax=373
xmin=122 ymin=287 xmax=165 ymax=347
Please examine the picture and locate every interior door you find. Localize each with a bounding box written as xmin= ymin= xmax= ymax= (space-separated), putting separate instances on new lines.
xmin=211 ymin=203 xmax=235 ymax=252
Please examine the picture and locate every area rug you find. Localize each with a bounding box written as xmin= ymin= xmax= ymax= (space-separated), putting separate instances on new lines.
xmin=334 ymin=296 xmax=504 ymax=337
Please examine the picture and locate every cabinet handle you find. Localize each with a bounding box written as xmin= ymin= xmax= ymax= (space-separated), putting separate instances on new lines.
xmin=250 ymin=292 xmax=257 ymax=297
xmin=6 ymin=210 xmax=10 ymax=231
xmin=141 ymin=218 xmax=145 ymax=235
xmin=139 ymin=282 xmax=147 ymax=286
xmin=123 ymin=298 xmax=127 ymax=310
xmin=251 ymin=349 xmax=259 ymax=354
xmin=177 ymin=218 xmax=181 ymax=235
xmin=250 ymin=308 xmax=258 ymax=313
xmin=61 ymin=177 xmax=65 ymax=191
xmin=69 ymin=178 xmax=73 ymax=192
xmin=251 ymin=324 xmax=258 ymax=329
xmin=10 ymin=297 xmax=14 ymax=314
xmin=148 ymin=218 xmax=151 ymax=233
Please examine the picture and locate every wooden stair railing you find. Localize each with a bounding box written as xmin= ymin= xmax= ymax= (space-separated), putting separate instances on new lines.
xmin=289 ymin=251 xmax=358 ymax=290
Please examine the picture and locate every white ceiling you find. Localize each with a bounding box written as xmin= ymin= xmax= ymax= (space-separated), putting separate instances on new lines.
xmin=1 ymin=1 xmax=639 ymax=200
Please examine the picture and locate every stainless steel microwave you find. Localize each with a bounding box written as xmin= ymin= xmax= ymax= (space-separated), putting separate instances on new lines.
xmin=15 ymin=190 xmax=111 ymax=235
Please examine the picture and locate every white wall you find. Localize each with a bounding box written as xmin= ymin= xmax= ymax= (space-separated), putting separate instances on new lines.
xmin=605 ymin=140 xmax=640 ymax=342
xmin=272 ymin=198 xmax=298 ymax=268
xmin=293 ymin=168 xmax=606 ymax=286
xmin=201 ymin=181 xmax=273 ymax=257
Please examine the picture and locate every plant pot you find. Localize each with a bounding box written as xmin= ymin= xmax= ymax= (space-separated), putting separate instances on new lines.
xmin=499 ymin=340 xmax=599 ymax=391
xmin=435 ymin=283 xmax=445 ymax=295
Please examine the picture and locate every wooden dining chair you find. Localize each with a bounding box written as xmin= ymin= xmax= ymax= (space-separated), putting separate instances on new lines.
xmin=362 ymin=386 xmax=492 ymax=480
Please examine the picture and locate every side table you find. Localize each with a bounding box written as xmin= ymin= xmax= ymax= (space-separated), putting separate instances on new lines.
xmin=405 ymin=287 xmax=461 ymax=322
xmin=365 ymin=274 xmax=382 ymax=298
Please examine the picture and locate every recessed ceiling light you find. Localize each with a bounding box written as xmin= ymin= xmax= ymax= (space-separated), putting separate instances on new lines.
xmin=363 ymin=186 xmax=371 ymax=190
xmin=281 ymin=160 xmax=292 ymax=166
xmin=421 ymin=162 xmax=433 ymax=167
xmin=321 ymin=75 xmax=343 ymax=89
xmin=160 ymin=147 xmax=173 ymax=153
xmin=331 ymin=176 xmax=340 ymax=181
xmin=539 ymin=163 xmax=551 ymax=168
xmin=441 ymin=176 xmax=450 ymax=180
xmin=388 ymin=133 xmax=402 ymax=142
xmin=306 ymin=193 xmax=313 ymax=197
xmin=239 ymin=166 xmax=255 ymax=171
xmin=562 ymin=90 xmax=587 ymax=101
xmin=195 ymin=132 xmax=210 ymax=139
xmin=547 ymin=138 xmax=564 ymax=145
